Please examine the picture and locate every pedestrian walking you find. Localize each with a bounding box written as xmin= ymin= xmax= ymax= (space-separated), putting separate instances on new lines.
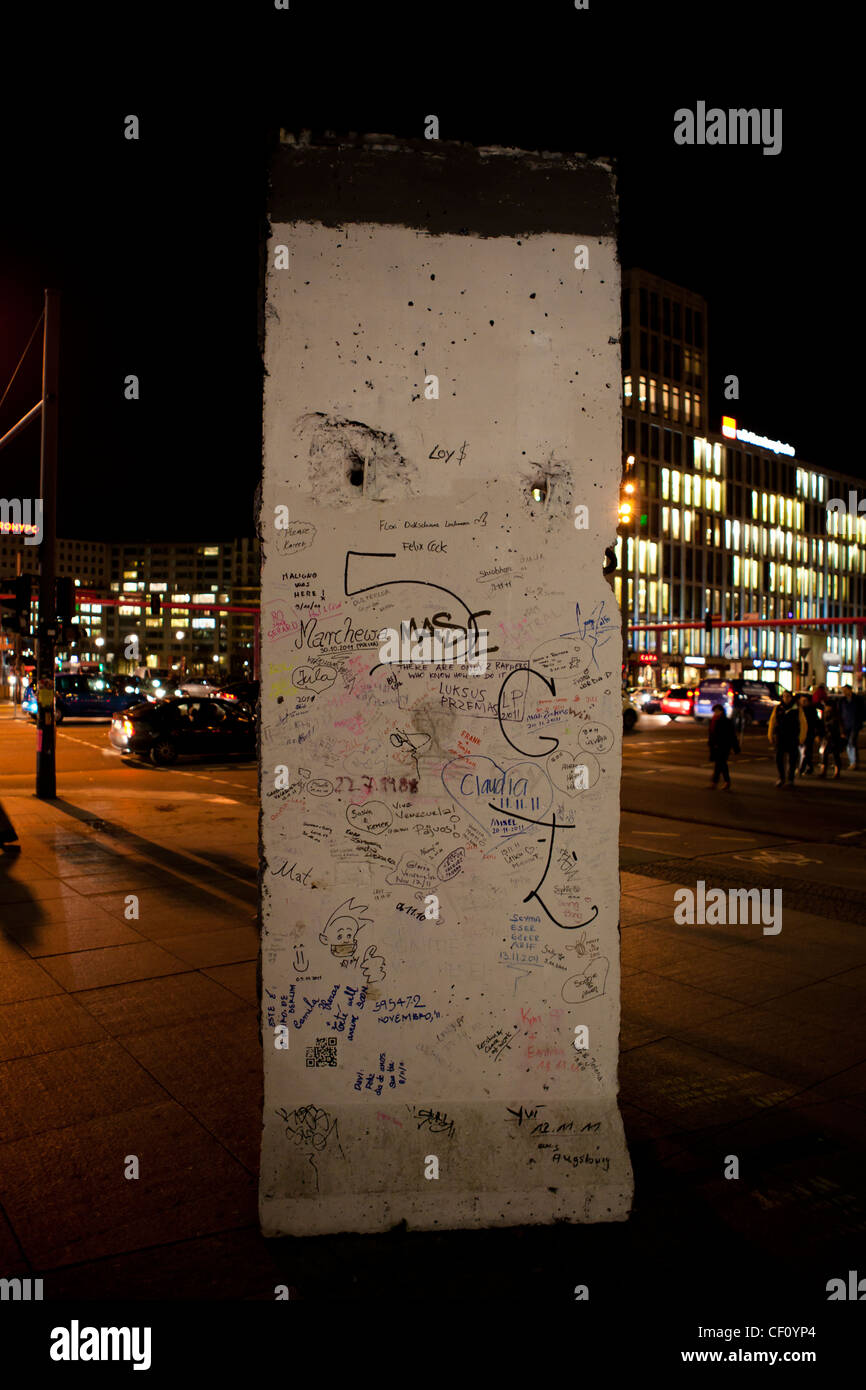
xmin=0 ymin=799 xmax=19 ymax=848
xmin=839 ymin=686 xmax=864 ymax=769
xmin=708 ymin=703 xmax=740 ymax=790
xmin=818 ymin=697 xmax=845 ymax=779
xmin=797 ymin=692 xmax=819 ymax=775
xmin=768 ymin=689 xmax=806 ymax=788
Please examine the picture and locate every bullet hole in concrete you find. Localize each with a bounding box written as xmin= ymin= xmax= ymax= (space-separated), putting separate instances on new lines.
xmin=530 ymin=293 xmax=536 ymax=299
xmin=489 ymin=320 xmax=494 ymax=326
xmin=348 ymin=455 xmax=365 ymax=487
xmin=430 ymin=274 xmax=435 ymax=280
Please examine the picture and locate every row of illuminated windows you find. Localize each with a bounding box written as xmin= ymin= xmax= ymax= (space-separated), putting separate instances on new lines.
xmin=828 ymin=509 xmax=866 ymax=540
xmin=795 ymin=468 xmax=827 ymax=501
xmin=624 ymin=375 xmax=702 ymax=427
xmin=662 ymin=472 xmax=724 ymax=509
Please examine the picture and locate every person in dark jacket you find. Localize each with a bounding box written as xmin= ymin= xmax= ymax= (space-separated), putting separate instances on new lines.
xmin=797 ymin=692 xmax=819 ymax=775
xmin=839 ymin=686 xmax=864 ymax=769
xmin=768 ymin=690 xmax=806 ymax=787
xmin=708 ymin=703 xmax=740 ymax=789
xmin=818 ymin=698 xmax=844 ymax=778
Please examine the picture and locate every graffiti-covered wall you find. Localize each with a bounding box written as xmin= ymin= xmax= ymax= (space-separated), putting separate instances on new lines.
xmin=259 ymin=137 xmax=633 ymax=1233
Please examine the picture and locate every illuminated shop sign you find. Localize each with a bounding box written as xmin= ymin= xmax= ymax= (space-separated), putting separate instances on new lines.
xmin=721 ymin=417 xmax=795 ymax=457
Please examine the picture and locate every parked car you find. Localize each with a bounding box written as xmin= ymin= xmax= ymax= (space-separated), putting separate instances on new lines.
xmin=659 ymin=686 xmax=695 ymax=720
xmin=110 ymin=695 xmax=255 ymax=765
xmin=23 ymin=673 xmax=144 ymax=724
xmin=692 ymin=677 xmax=781 ymax=728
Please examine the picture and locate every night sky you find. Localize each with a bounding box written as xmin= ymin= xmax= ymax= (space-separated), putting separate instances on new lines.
xmin=0 ymin=7 xmax=844 ymax=541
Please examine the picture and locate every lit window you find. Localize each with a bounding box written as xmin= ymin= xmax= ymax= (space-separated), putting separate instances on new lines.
xmin=638 ymin=375 xmax=647 ymax=408
xmin=672 ymin=509 xmax=680 ymax=539
xmin=662 ymin=506 xmax=670 ymax=533
xmin=661 ymin=469 xmax=670 ymax=500
xmin=649 ymin=378 xmax=657 ymax=411
xmin=672 ymin=471 xmax=681 ymax=502
xmin=624 ymin=375 xmax=632 ymax=401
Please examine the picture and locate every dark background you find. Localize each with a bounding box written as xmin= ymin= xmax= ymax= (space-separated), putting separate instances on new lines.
xmin=0 ymin=4 xmax=844 ymax=540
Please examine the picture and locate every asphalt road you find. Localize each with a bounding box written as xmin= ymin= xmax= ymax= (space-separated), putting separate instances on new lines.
xmin=0 ymin=705 xmax=259 ymax=808
xmin=623 ymin=710 xmax=866 ymax=844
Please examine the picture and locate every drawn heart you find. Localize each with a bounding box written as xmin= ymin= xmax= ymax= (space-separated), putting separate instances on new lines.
xmin=547 ymin=748 xmax=601 ymax=797
xmin=562 ymin=955 xmax=609 ymax=1003
xmin=441 ymin=755 xmax=552 ymax=838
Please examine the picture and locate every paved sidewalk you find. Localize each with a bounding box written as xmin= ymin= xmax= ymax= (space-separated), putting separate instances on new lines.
xmin=0 ymin=783 xmax=864 ymax=1299
xmin=0 ymin=785 xmax=274 ymax=1298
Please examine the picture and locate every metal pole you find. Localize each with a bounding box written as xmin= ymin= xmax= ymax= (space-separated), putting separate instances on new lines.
xmin=0 ymin=399 xmax=43 ymax=454
xmin=13 ymin=549 xmax=22 ymax=713
xmin=36 ymin=289 xmax=60 ymax=799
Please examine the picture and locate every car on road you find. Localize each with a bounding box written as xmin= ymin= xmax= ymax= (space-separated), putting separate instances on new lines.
xmin=217 ymin=679 xmax=259 ymax=706
xmin=22 ymin=673 xmax=145 ymax=725
xmin=659 ymin=686 xmax=696 ymax=720
xmin=116 ymin=673 xmax=177 ymax=700
xmin=110 ymin=695 xmax=256 ymax=765
xmin=174 ymin=678 xmax=219 ymax=698
xmin=692 ymin=677 xmax=781 ymax=728
xmin=632 ymin=686 xmax=662 ymax=714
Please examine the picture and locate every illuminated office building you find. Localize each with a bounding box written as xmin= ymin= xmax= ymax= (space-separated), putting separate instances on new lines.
xmin=0 ymin=535 xmax=259 ymax=679
xmin=620 ymin=269 xmax=865 ymax=690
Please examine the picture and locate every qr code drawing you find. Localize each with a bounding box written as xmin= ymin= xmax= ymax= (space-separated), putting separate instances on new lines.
xmin=306 ymin=1036 xmax=338 ymax=1068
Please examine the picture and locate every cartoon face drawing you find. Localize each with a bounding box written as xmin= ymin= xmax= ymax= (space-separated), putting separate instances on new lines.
xmin=319 ymin=898 xmax=372 ymax=962
xmin=318 ymin=898 xmax=387 ymax=982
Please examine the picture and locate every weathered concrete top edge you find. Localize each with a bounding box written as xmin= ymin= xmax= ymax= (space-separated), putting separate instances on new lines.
xmin=270 ymin=135 xmax=617 ymax=238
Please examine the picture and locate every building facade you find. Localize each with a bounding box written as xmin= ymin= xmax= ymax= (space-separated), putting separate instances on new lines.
xmin=620 ymin=269 xmax=865 ymax=691
xmin=0 ymin=535 xmax=259 ymax=680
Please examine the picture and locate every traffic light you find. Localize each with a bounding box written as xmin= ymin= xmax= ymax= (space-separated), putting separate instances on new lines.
xmin=8 ymin=573 xmax=35 ymax=636
xmin=150 ymin=593 xmax=162 ymax=617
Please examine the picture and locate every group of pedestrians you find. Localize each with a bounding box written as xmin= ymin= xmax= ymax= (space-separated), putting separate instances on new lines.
xmin=708 ymin=684 xmax=864 ymax=790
